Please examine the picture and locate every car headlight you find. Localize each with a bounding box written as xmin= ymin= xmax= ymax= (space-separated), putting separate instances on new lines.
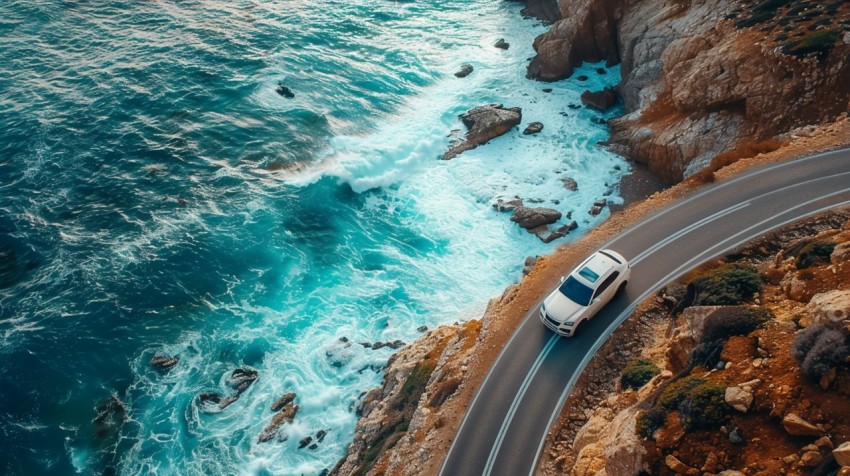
xmin=564 ymin=321 xmax=575 ymax=326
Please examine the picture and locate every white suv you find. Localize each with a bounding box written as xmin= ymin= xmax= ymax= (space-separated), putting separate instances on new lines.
xmin=539 ymin=249 xmax=630 ymax=336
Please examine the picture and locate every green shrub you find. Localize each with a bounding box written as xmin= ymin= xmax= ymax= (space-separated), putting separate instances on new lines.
xmin=636 ymin=406 xmax=667 ymax=439
xmin=691 ymin=264 xmax=761 ymax=306
xmin=659 ymin=376 xmax=706 ymax=410
xmin=691 ymin=339 xmax=726 ymax=369
xmin=796 ymin=241 xmax=836 ymax=269
xmin=783 ymin=30 xmax=841 ymax=58
xmin=792 ymin=323 xmax=849 ymax=380
xmin=679 ymin=382 xmax=729 ymax=430
xmin=622 ymin=359 xmax=661 ymax=390
xmin=702 ymin=306 xmax=774 ymax=342
xmin=401 ymin=360 xmax=435 ymax=397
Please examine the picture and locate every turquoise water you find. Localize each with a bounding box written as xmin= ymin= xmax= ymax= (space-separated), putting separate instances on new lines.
xmin=0 ymin=1 xmax=624 ymax=474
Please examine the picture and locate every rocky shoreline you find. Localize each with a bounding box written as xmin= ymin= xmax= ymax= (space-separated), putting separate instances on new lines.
xmin=330 ymin=0 xmax=850 ymax=474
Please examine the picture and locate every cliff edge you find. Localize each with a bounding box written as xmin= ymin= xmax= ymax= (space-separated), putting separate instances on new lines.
xmin=529 ymin=0 xmax=850 ymax=183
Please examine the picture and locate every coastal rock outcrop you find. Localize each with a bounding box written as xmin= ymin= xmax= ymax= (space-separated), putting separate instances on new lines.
xmin=442 ymin=104 xmax=522 ymax=160
xmin=512 ymin=0 xmax=561 ymax=24
xmin=258 ymin=402 xmax=300 ymax=443
xmin=529 ymin=0 xmax=850 ymax=183
xmin=510 ymin=206 xmax=562 ymax=229
xmin=523 ymin=122 xmax=544 ymax=135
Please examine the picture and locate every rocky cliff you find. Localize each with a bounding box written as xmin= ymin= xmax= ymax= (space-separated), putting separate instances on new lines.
xmin=529 ymin=0 xmax=850 ymax=183
xmin=541 ymin=210 xmax=850 ymax=476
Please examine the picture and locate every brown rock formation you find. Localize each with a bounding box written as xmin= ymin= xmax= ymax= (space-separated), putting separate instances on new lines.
xmin=529 ymin=0 xmax=850 ymax=183
xmin=442 ymin=104 xmax=522 ymax=160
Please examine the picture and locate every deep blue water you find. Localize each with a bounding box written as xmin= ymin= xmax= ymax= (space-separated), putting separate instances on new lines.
xmin=0 ymin=1 xmax=625 ymax=474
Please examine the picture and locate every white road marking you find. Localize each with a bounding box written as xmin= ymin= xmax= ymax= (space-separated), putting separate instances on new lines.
xmin=483 ymin=334 xmax=559 ymax=476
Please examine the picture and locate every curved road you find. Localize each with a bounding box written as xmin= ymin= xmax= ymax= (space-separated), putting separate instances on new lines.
xmin=439 ymin=148 xmax=850 ymax=476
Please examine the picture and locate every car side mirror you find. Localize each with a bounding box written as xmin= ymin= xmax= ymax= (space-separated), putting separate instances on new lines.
xmin=559 ymin=276 xmax=566 ymax=283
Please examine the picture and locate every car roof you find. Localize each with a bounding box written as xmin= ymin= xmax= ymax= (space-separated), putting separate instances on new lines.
xmin=572 ymin=251 xmax=618 ymax=286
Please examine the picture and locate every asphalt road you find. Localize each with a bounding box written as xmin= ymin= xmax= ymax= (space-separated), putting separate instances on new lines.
xmin=439 ymin=149 xmax=850 ymax=476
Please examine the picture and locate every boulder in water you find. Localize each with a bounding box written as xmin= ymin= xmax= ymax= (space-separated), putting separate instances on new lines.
xmin=275 ymin=85 xmax=295 ymax=99
xmin=510 ymin=206 xmax=562 ymax=229
xmin=454 ymin=64 xmax=474 ymax=78
xmin=581 ymin=88 xmax=618 ymax=111
xmin=150 ymin=354 xmax=179 ymax=370
xmin=494 ymin=38 xmax=510 ymax=49
xmin=442 ymin=104 xmax=522 ymax=160
xmin=258 ymin=403 xmax=300 ymax=443
xmin=226 ymin=368 xmax=259 ymax=395
xmin=271 ymin=392 xmax=297 ymax=412
xmin=523 ymin=122 xmax=544 ymax=135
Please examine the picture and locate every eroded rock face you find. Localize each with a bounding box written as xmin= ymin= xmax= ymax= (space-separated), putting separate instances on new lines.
xmin=806 ymin=289 xmax=850 ymax=324
xmin=513 ymin=0 xmax=561 ymax=24
xmin=531 ymin=0 xmax=850 ymax=183
xmin=442 ymin=104 xmax=522 ymax=160
xmin=603 ymin=406 xmax=647 ymax=476
xmin=526 ymin=0 xmax=620 ymax=82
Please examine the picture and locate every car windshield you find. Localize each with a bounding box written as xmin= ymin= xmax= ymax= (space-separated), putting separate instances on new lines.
xmin=559 ymin=276 xmax=593 ymax=306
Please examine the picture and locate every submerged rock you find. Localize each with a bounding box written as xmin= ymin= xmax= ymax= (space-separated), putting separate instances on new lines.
xmin=298 ymin=435 xmax=313 ymax=449
xmin=258 ymin=403 xmax=300 ymax=443
xmin=494 ymin=38 xmax=510 ymax=49
xmin=275 ymin=85 xmax=295 ymax=99
xmin=442 ymin=104 xmax=522 ymax=160
xmin=454 ymin=64 xmax=474 ymax=78
xmin=493 ymin=197 xmax=524 ymax=212
xmin=372 ymin=340 xmax=405 ymax=351
xmin=93 ymin=395 xmax=127 ymax=439
xmin=510 ymin=206 xmax=562 ymax=229
xmin=581 ymin=88 xmax=618 ymax=111
xmin=523 ymin=122 xmax=544 ymax=135
xmin=271 ymin=392 xmax=296 ymax=412
xmin=561 ymin=177 xmax=578 ymax=191
xmin=227 ymin=368 xmax=259 ymax=395
xmin=150 ymin=354 xmax=179 ymax=370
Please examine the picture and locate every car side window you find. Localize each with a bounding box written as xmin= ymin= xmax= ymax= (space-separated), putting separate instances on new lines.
xmin=593 ymin=271 xmax=619 ymax=299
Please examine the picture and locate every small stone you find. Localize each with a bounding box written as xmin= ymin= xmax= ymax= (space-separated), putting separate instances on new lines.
xmin=725 ymin=386 xmax=753 ymax=413
xmin=417 ymin=325 xmax=428 ymax=333
xmin=815 ymin=436 xmax=834 ymax=449
xmin=835 ymin=442 xmax=850 ymax=466
xmin=729 ymin=427 xmax=745 ymax=444
xmin=782 ymin=454 xmax=800 ymax=464
xmin=665 ymin=454 xmax=699 ymax=475
xmin=802 ymin=444 xmax=819 ymax=452
xmin=561 ymin=177 xmax=578 ymax=191
xmin=542 ymin=88 xmax=553 ymax=93
xmin=494 ymin=38 xmax=509 ymax=49
xmin=783 ymin=413 xmax=823 ymax=437
xmin=701 ymin=452 xmax=719 ymax=473
xmin=576 ymin=75 xmax=589 ymax=81
xmin=800 ymin=450 xmax=823 ymax=467
xmin=596 ymin=68 xmax=607 ymax=74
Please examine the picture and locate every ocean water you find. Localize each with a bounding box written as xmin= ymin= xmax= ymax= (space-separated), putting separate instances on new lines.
xmin=0 ymin=1 xmax=625 ymax=475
